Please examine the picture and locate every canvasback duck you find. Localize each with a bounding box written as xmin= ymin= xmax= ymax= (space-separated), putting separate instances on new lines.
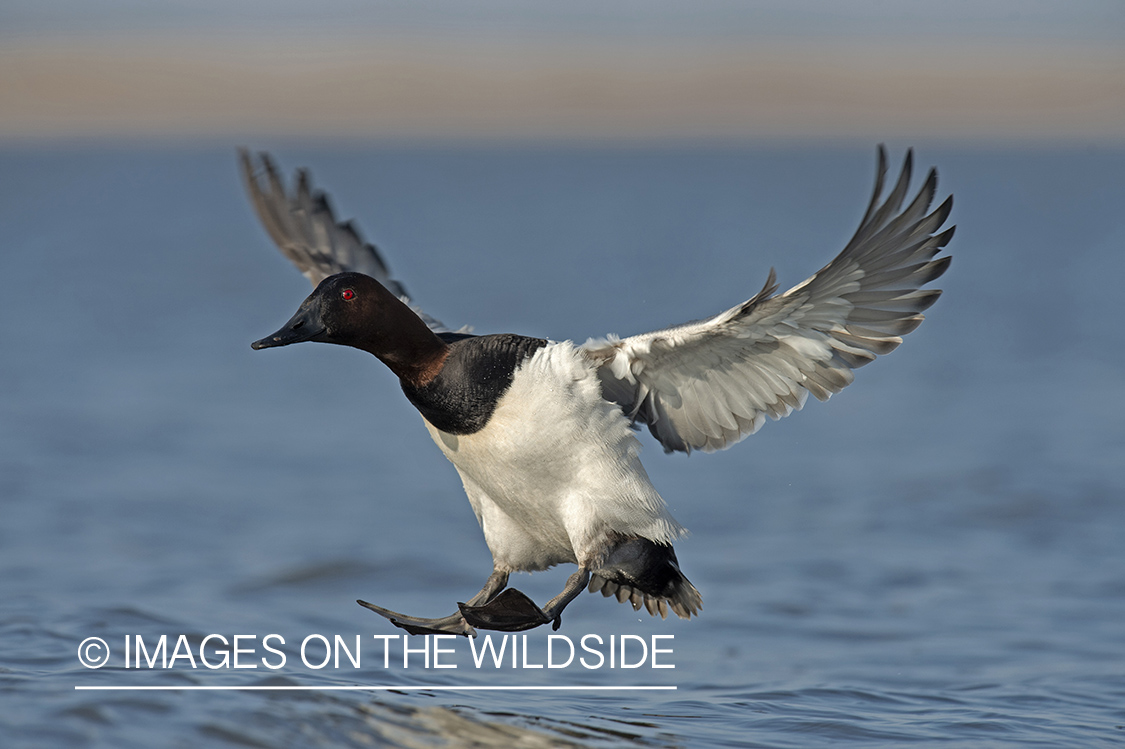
xmin=242 ymin=148 xmax=953 ymax=636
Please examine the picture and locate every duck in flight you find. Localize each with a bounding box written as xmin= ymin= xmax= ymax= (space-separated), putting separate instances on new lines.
xmin=242 ymin=148 xmax=953 ymax=636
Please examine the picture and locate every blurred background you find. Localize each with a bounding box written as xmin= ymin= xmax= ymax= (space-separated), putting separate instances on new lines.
xmin=2 ymin=2 xmax=1124 ymax=748
xmin=1 ymin=0 xmax=1122 ymax=143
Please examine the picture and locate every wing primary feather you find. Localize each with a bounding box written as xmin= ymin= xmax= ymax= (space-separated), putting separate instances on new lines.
xmin=239 ymin=149 xmax=459 ymax=333
xmin=860 ymin=148 xmax=914 ymax=242
xmin=850 ymin=144 xmax=890 ymax=247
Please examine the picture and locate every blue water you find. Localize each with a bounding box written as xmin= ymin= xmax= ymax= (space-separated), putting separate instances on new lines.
xmin=2 ymin=143 xmax=1123 ymax=747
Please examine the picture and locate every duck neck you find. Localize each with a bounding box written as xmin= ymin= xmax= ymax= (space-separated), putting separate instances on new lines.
xmin=381 ymin=337 xmax=449 ymax=388
xmin=361 ymin=301 xmax=449 ymax=387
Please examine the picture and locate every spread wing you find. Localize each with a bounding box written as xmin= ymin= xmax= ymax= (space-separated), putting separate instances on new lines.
xmin=579 ymin=147 xmax=954 ymax=454
xmin=239 ymin=150 xmax=458 ymax=333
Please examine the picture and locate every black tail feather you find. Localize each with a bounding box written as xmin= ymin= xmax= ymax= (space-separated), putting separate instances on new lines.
xmin=589 ymin=538 xmax=701 ymax=619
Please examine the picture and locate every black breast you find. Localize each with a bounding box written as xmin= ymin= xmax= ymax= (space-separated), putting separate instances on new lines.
xmin=400 ymin=333 xmax=548 ymax=435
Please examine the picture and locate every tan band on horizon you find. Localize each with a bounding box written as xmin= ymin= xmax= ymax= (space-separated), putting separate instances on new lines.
xmin=1 ymin=34 xmax=1122 ymax=141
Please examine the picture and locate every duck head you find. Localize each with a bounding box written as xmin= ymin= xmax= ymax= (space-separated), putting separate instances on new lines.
xmin=252 ymin=272 xmax=387 ymax=350
xmin=252 ymin=272 xmax=449 ymax=385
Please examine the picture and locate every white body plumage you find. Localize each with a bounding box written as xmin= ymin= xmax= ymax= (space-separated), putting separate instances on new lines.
xmin=421 ymin=341 xmax=685 ymax=573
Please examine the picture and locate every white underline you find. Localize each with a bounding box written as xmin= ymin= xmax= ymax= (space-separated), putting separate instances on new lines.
xmin=75 ymin=685 xmax=675 ymax=691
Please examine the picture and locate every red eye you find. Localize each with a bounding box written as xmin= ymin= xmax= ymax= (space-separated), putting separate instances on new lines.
xmin=341 ymin=288 xmax=355 ymax=301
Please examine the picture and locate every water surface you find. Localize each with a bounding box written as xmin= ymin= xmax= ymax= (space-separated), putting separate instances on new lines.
xmin=1 ymin=144 xmax=1123 ymax=747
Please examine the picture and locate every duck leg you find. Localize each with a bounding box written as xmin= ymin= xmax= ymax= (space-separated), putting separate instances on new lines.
xmin=459 ymin=568 xmax=590 ymax=632
xmin=358 ymin=570 xmax=509 ymax=637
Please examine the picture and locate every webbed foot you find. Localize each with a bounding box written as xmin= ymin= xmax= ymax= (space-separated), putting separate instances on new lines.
xmin=458 ymin=588 xmax=553 ymax=632
xmin=358 ymin=568 xmax=589 ymax=635
xmin=357 ymin=599 xmax=477 ymax=637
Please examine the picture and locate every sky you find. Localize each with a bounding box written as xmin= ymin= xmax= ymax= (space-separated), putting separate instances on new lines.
xmin=2 ymin=0 xmax=1122 ymax=41
xmin=1 ymin=1 xmax=1122 ymax=142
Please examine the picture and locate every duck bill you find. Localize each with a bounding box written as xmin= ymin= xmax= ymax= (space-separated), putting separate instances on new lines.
xmin=251 ymin=306 xmax=326 ymax=350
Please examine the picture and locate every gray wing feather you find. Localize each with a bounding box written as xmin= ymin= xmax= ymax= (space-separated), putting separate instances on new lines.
xmin=580 ymin=147 xmax=954 ymax=454
xmin=240 ymin=150 xmax=459 ymax=332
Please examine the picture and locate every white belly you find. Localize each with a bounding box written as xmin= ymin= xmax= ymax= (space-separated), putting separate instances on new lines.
xmin=421 ymin=341 xmax=684 ymax=572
